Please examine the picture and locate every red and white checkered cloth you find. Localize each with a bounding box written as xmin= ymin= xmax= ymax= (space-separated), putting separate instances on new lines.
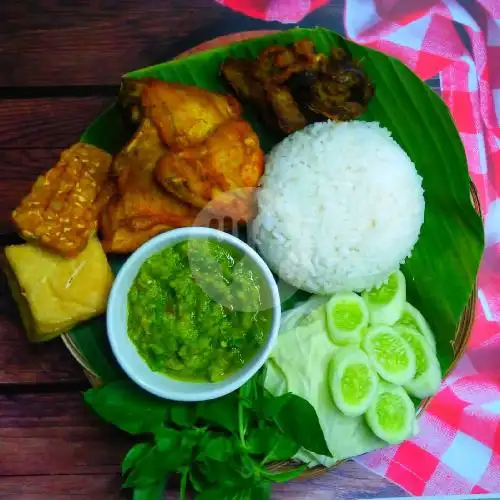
xmin=218 ymin=0 xmax=500 ymax=495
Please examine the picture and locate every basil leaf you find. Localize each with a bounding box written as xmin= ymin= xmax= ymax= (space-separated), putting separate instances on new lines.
xmin=239 ymin=453 xmax=257 ymax=479
xmin=125 ymin=443 xmax=192 ymax=488
xmin=189 ymin=468 xmax=209 ymax=493
xmin=195 ymin=479 xmax=270 ymax=500
xmin=171 ymin=403 xmax=197 ymax=428
xmin=239 ymin=378 xmax=257 ymax=407
xmin=122 ymin=443 xmax=152 ymax=475
xmin=180 ymin=428 xmax=204 ymax=449
xmin=275 ymin=394 xmax=331 ymax=457
xmin=198 ymin=457 xmax=242 ymax=485
xmin=196 ymin=485 xmax=252 ymax=500
xmin=198 ymin=436 xmax=234 ymax=462
xmin=155 ymin=427 xmax=181 ymax=452
xmin=249 ymin=480 xmax=272 ymax=499
xmin=260 ymin=393 xmax=292 ymax=420
xmin=179 ymin=468 xmax=189 ymax=500
xmin=133 ymin=480 xmax=166 ymax=500
xmin=246 ymin=428 xmax=299 ymax=462
xmin=84 ymin=380 xmax=168 ymax=435
xmin=265 ymin=434 xmax=299 ymax=462
xmin=246 ymin=428 xmax=271 ymax=455
xmin=196 ymin=394 xmax=238 ymax=432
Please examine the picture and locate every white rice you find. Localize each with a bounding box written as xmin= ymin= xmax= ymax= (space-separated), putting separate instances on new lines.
xmin=251 ymin=120 xmax=425 ymax=294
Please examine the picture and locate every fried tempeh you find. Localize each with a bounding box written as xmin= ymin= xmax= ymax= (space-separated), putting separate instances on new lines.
xmin=12 ymin=143 xmax=112 ymax=257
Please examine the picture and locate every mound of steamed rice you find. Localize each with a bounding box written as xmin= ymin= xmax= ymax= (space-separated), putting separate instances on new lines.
xmin=251 ymin=121 xmax=425 ymax=294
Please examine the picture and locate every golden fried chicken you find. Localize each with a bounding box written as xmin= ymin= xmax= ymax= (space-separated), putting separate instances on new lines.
xmin=12 ymin=143 xmax=112 ymax=257
xmin=116 ymin=79 xmax=265 ymax=224
xmin=99 ymin=118 xmax=198 ymax=253
xmin=155 ymin=119 xmax=263 ymax=222
xmin=100 ymin=197 xmax=173 ymax=254
xmin=121 ymin=79 xmax=242 ymax=149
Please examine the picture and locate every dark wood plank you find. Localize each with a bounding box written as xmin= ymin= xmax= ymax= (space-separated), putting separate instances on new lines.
xmin=0 ymin=474 xmax=125 ymax=500
xmin=0 ymin=1 xmax=344 ymax=87
xmin=0 ymin=393 xmax=128 ymax=476
xmin=273 ymin=462 xmax=409 ymax=499
xmin=0 ymin=0 xmax=248 ymax=87
xmin=0 ymin=97 xmax=112 ymax=148
xmin=0 ymin=392 xmax=407 ymax=499
xmin=0 ymin=465 xmax=408 ymax=500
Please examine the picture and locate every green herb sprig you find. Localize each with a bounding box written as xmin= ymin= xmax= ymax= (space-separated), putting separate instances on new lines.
xmin=84 ymin=369 xmax=331 ymax=499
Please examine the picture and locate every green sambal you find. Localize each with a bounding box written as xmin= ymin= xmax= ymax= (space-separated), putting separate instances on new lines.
xmin=127 ymin=239 xmax=272 ymax=382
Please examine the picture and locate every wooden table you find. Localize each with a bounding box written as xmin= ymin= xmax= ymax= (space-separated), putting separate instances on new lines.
xmin=0 ymin=2 xmax=441 ymax=498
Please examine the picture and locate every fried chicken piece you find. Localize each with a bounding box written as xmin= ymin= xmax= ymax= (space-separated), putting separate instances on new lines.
xmin=100 ymin=118 xmax=198 ymax=253
xmin=220 ymin=59 xmax=279 ymax=128
xmin=100 ymin=195 xmax=172 ymax=254
xmin=254 ymin=40 xmax=325 ymax=84
xmin=155 ymin=119 xmax=264 ymax=222
xmin=265 ymin=84 xmax=307 ymax=133
xmin=121 ymin=79 xmax=242 ymax=149
xmin=12 ymin=143 xmax=112 ymax=257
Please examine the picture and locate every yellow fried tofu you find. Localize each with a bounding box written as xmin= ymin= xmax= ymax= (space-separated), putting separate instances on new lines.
xmin=3 ymin=237 xmax=113 ymax=342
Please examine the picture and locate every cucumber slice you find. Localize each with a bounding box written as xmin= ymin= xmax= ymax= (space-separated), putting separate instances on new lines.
xmin=362 ymin=326 xmax=416 ymax=385
xmin=396 ymin=302 xmax=436 ymax=352
xmin=395 ymin=325 xmax=442 ymax=398
xmin=326 ymin=293 xmax=369 ymax=346
xmin=328 ymin=347 xmax=379 ymax=417
xmin=362 ymin=271 xmax=406 ymax=325
xmin=365 ymin=381 xmax=416 ymax=444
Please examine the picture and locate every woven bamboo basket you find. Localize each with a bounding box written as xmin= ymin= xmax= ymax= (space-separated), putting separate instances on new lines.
xmin=62 ymin=33 xmax=482 ymax=480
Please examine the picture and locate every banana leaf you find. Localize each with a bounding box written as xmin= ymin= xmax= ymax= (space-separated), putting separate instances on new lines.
xmin=69 ymin=27 xmax=484 ymax=391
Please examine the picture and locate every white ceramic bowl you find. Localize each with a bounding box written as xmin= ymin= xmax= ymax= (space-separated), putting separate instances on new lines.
xmin=107 ymin=227 xmax=281 ymax=402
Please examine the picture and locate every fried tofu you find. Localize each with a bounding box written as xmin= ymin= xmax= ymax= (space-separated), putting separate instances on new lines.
xmin=3 ymin=237 xmax=113 ymax=342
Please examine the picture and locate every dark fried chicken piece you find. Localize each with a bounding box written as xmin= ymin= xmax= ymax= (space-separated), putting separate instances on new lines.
xmin=221 ymin=40 xmax=374 ymax=133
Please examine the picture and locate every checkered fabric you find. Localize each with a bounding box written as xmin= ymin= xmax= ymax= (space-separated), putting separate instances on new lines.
xmin=215 ymin=0 xmax=328 ymax=23
xmin=218 ymin=0 xmax=500 ymax=495
xmin=344 ymin=1 xmax=500 ymax=495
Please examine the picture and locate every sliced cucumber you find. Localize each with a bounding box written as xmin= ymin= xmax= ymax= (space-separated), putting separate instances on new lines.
xmin=362 ymin=271 xmax=406 ymax=325
xmin=396 ymin=302 xmax=436 ymax=352
xmin=362 ymin=326 xmax=416 ymax=385
xmin=395 ymin=325 xmax=442 ymax=398
xmin=325 ymin=293 xmax=369 ymax=346
xmin=328 ymin=347 xmax=379 ymax=417
xmin=365 ymin=381 xmax=416 ymax=444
